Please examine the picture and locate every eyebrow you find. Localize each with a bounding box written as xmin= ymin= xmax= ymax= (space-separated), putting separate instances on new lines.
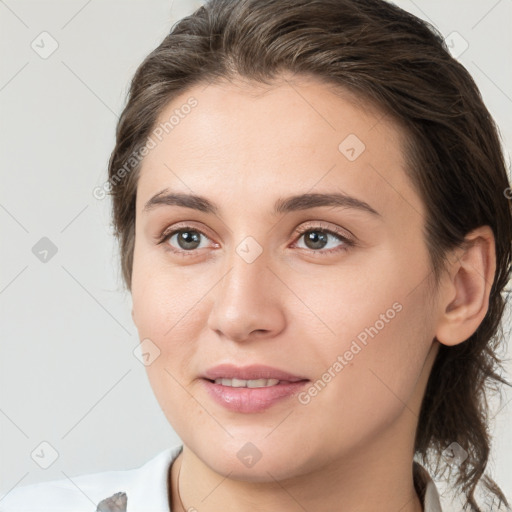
xmin=143 ymin=189 xmax=381 ymax=217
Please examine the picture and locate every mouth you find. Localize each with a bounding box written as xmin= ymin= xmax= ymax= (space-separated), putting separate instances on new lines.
xmin=206 ymin=377 xmax=287 ymax=388
xmin=200 ymin=364 xmax=310 ymax=413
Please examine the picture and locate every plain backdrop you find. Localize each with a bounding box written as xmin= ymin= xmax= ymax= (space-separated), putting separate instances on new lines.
xmin=1 ymin=0 xmax=511 ymax=509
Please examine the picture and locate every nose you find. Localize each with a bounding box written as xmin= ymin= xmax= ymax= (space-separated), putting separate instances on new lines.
xmin=206 ymin=246 xmax=286 ymax=343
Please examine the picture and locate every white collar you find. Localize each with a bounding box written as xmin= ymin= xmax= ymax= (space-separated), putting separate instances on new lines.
xmin=413 ymin=460 xmax=443 ymax=512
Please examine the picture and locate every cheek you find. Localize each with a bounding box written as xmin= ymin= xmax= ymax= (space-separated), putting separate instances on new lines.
xmin=290 ymin=301 xmax=432 ymax=459
xmin=285 ymin=253 xmax=408 ymax=356
xmin=293 ymin=255 xmax=434 ymax=426
xmin=130 ymin=260 xmax=209 ymax=408
xmin=131 ymin=251 xmax=209 ymax=341
xmin=132 ymin=270 xmax=210 ymax=431
xmin=132 ymin=281 xmax=208 ymax=371
xmin=339 ymin=302 xmax=430 ymax=395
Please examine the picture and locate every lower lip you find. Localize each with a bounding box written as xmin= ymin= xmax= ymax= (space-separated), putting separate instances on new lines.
xmin=201 ymin=379 xmax=309 ymax=413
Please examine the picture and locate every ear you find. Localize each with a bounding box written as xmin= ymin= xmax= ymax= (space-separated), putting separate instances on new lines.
xmin=435 ymin=226 xmax=496 ymax=346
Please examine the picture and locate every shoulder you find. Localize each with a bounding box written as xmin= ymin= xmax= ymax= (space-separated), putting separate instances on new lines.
xmin=0 ymin=445 xmax=183 ymax=512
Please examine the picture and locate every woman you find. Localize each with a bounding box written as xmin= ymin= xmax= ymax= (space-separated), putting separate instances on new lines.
xmin=2 ymin=0 xmax=510 ymax=510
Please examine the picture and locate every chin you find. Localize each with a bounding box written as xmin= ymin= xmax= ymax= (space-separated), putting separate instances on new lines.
xmin=192 ymin=438 xmax=313 ymax=482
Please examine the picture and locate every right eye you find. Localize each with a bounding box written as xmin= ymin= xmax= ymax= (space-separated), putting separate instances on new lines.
xmin=158 ymin=225 xmax=217 ymax=256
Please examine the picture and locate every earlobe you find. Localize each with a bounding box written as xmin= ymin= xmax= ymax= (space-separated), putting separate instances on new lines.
xmin=435 ymin=226 xmax=496 ymax=347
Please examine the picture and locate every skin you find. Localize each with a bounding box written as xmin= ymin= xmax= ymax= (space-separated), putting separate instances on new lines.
xmin=130 ymin=74 xmax=496 ymax=512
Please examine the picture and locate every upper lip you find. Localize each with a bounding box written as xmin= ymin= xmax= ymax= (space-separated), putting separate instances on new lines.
xmin=202 ymin=364 xmax=309 ymax=382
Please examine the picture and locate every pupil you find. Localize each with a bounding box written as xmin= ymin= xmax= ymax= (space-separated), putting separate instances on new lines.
xmin=305 ymin=231 xmax=327 ymax=250
xmin=179 ymin=231 xmax=200 ymax=250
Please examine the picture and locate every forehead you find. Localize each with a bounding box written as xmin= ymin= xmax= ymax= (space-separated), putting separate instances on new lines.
xmin=136 ymin=76 xmax=425 ymax=222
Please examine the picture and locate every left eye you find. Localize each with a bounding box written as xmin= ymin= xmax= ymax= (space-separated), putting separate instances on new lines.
xmin=294 ymin=228 xmax=351 ymax=252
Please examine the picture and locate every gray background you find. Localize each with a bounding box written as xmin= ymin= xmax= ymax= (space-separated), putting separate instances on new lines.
xmin=1 ymin=0 xmax=511 ymax=509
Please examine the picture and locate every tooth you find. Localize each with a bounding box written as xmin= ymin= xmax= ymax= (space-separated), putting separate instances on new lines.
xmin=247 ymin=378 xmax=268 ymax=388
xmin=212 ymin=378 xmax=281 ymax=387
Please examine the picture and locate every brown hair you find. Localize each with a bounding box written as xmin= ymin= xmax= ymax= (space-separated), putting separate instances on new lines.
xmin=107 ymin=0 xmax=512 ymax=509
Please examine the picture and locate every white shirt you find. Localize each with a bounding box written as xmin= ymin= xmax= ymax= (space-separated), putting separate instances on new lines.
xmin=0 ymin=443 xmax=443 ymax=511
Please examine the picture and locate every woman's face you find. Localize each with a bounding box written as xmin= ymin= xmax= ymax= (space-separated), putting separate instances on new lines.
xmin=131 ymin=76 xmax=441 ymax=480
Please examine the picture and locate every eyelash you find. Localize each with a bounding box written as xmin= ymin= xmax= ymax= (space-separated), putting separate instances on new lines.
xmin=156 ymin=222 xmax=355 ymax=258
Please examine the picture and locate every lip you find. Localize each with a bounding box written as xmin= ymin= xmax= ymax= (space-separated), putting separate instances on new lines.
xmin=202 ymin=364 xmax=308 ymax=382
xmin=200 ymin=364 xmax=309 ymax=413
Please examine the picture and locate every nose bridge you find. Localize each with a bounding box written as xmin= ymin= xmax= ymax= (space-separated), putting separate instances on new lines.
xmin=218 ymin=238 xmax=269 ymax=308
xmin=207 ymin=235 xmax=285 ymax=340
